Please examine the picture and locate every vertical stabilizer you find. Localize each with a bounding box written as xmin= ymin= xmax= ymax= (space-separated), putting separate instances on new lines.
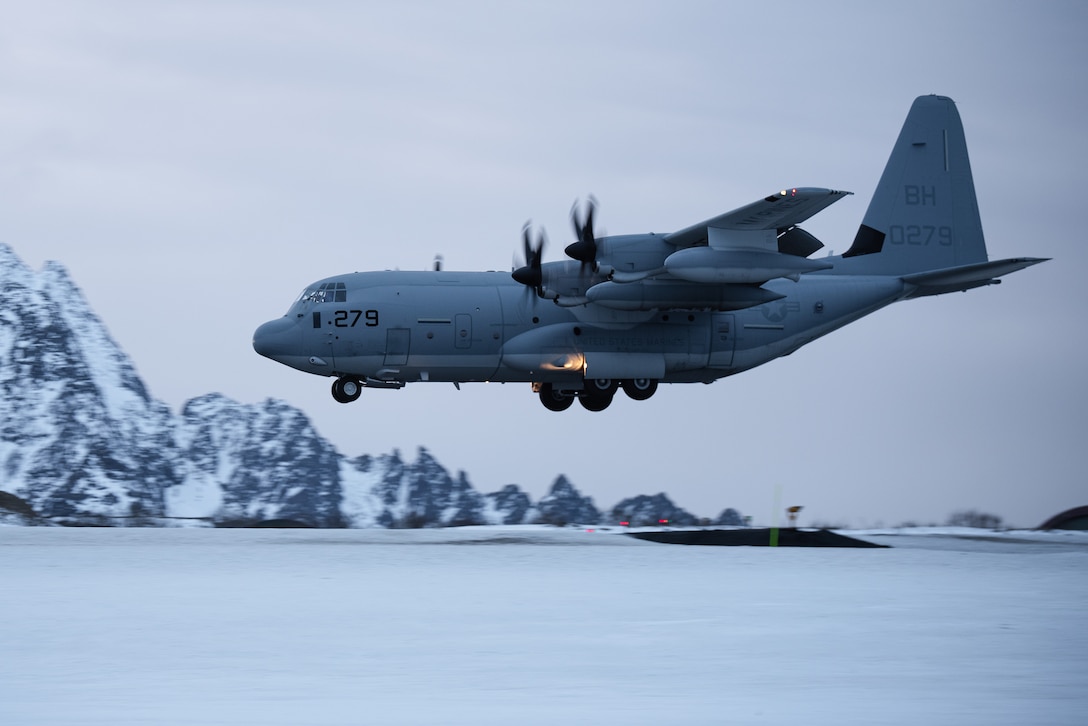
xmin=842 ymin=96 xmax=987 ymax=274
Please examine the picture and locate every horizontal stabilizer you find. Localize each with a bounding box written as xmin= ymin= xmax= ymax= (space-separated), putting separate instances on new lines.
xmin=901 ymin=257 xmax=1049 ymax=298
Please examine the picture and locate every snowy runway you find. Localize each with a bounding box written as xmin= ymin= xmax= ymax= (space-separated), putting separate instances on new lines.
xmin=2 ymin=527 xmax=1085 ymax=725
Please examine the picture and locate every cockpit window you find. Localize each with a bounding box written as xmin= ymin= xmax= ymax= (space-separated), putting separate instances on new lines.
xmin=298 ymin=281 xmax=347 ymax=304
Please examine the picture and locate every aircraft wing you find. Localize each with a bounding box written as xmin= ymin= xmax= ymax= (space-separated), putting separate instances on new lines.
xmin=665 ymin=188 xmax=851 ymax=250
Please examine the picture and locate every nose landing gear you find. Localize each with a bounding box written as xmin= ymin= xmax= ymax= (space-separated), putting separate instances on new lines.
xmin=331 ymin=377 xmax=363 ymax=404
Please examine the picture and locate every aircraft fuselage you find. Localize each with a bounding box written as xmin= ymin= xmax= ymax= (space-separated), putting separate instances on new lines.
xmin=254 ymin=269 xmax=906 ymax=392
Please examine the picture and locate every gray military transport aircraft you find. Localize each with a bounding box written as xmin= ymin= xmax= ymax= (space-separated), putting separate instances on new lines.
xmin=253 ymin=95 xmax=1046 ymax=412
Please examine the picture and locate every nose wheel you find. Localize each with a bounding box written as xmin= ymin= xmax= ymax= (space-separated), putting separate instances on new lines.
xmin=331 ymin=377 xmax=363 ymax=404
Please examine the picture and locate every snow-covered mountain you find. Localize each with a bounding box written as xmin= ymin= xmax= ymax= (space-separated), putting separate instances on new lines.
xmin=0 ymin=245 xmax=176 ymax=522
xmin=0 ymin=244 xmax=717 ymax=527
xmin=171 ymin=394 xmax=345 ymax=526
xmin=535 ymin=475 xmax=602 ymax=525
xmin=340 ymin=448 xmax=489 ymax=528
xmin=610 ymin=493 xmax=698 ymax=527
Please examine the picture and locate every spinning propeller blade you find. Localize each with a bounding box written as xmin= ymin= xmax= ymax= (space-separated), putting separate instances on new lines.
xmin=565 ymin=196 xmax=599 ymax=270
xmin=512 ymin=222 xmax=547 ymax=298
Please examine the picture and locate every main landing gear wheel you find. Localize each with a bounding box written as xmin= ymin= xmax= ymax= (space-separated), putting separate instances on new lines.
xmin=621 ymin=378 xmax=658 ymax=401
xmin=538 ymin=382 xmax=574 ymax=412
xmin=331 ymin=377 xmax=362 ymax=404
xmin=579 ymin=378 xmax=617 ymax=412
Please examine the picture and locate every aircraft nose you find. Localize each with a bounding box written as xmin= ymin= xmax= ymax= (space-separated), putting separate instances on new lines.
xmin=253 ymin=317 xmax=300 ymax=360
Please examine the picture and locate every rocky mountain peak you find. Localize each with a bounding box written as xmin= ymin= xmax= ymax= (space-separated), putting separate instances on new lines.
xmin=535 ymin=475 xmax=600 ymax=525
xmin=1 ymin=246 xmax=174 ymax=522
xmin=611 ymin=492 xmax=697 ymax=527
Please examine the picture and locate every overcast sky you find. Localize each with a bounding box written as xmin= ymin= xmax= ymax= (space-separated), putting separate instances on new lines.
xmin=2 ymin=1 xmax=1084 ymax=527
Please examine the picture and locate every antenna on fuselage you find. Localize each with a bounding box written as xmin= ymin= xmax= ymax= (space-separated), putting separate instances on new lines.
xmin=433 ymin=254 xmax=443 ymax=271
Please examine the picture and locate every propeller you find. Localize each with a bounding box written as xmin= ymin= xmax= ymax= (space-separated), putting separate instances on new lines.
xmin=565 ymin=196 xmax=599 ymax=271
xmin=512 ymin=222 xmax=547 ymax=298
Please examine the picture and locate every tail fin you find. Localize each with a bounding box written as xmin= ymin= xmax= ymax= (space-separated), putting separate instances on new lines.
xmin=842 ymin=95 xmax=987 ymax=274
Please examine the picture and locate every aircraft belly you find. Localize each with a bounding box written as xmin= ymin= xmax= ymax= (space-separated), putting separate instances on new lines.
xmin=331 ymin=354 xmax=385 ymax=378
xmin=408 ymin=355 xmax=502 ymax=382
xmin=583 ymin=352 xmax=666 ymax=380
xmin=334 ymin=351 xmax=502 ymax=384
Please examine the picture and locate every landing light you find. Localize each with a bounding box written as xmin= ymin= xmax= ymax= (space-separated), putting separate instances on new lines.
xmin=538 ymin=353 xmax=584 ymax=372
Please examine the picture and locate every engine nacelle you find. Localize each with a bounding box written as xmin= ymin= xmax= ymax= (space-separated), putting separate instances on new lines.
xmin=585 ymin=280 xmax=784 ymax=311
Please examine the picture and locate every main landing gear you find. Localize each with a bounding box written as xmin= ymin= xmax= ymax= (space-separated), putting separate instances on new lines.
xmin=536 ymin=378 xmax=659 ymax=412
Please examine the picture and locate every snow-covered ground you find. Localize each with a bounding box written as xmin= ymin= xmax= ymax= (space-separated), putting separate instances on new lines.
xmin=1 ymin=526 xmax=1085 ymax=725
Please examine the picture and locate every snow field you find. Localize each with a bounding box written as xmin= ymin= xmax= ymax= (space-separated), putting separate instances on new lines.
xmin=1 ymin=527 xmax=1085 ymax=725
